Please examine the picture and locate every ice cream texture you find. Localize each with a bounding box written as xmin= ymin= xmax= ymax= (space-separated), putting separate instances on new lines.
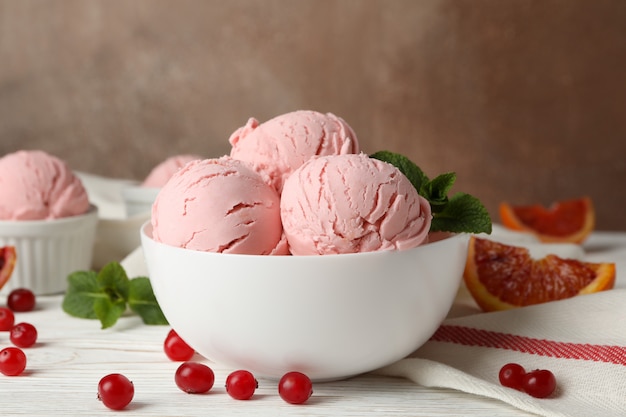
xmin=280 ymin=153 xmax=432 ymax=255
xmin=229 ymin=110 xmax=359 ymax=193
xmin=151 ymin=157 xmax=288 ymax=255
xmin=142 ymin=154 xmax=202 ymax=188
xmin=0 ymin=150 xmax=90 ymax=220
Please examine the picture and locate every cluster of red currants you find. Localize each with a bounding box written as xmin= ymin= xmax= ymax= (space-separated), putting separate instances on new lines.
xmin=164 ymin=329 xmax=313 ymax=404
xmin=0 ymin=288 xmax=37 ymax=377
xmin=175 ymin=363 xmax=313 ymax=404
xmin=97 ymin=329 xmax=314 ymax=411
xmin=499 ymin=362 xmax=557 ymax=398
xmin=98 ymin=367 xmax=313 ymax=411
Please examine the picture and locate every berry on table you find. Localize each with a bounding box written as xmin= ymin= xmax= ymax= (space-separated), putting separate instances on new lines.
xmin=10 ymin=322 xmax=38 ymax=348
xmin=0 ymin=307 xmax=15 ymax=331
xmin=175 ymin=362 xmax=215 ymax=394
xmin=164 ymin=329 xmax=195 ymax=361
xmin=0 ymin=347 xmax=27 ymax=376
xmin=278 ymin=371 xmax=313 ymax=404
xmin=97 ymin=373 xmax=134 ymax=410
xmin=225 ymin=370 xmax=257 ymax=400
xmin=7 ymin=288 xmax=36 ymax=312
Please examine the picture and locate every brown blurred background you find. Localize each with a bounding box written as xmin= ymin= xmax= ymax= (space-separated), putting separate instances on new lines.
xmin=1 ymin=0 xmax=624 ymax=230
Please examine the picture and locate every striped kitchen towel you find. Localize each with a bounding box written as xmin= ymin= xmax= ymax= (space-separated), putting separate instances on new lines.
xmin=375 ymin=289 xmax=626 ymax=417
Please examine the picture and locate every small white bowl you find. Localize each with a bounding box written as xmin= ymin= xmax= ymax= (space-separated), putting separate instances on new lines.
xmin=0 ymin=206 xmax=99 ymax=295
xmin=121 ymin=186 xmax=160 ymax=217
xmin=141 ymin=223 xmax=468 ymax=381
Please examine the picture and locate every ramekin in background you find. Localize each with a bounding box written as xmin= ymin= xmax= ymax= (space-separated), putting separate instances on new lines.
xmin=0 ymin=205 xmax=99 ymax=295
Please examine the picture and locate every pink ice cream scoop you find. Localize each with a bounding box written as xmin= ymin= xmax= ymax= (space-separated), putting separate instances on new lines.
xmin=0 ymin=150 xmax=90 ymax=220
xmin=229 ymin=110 xmax=359 ymax=194
xmin=142 ymin=154 xmax=202 ymax=188
xmin=151 ymin=156 xmax=288 ymax=255
xmin=280 ymin=153 xmax=432 ymax=255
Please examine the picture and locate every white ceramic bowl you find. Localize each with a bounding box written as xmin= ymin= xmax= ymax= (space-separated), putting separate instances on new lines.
xmin=141 ymin=223 xmax=468 ymax=381
xmin=121 ymin=185 xmax=160 ymax=217
xmin=0 ymin=206 xmax=99 ymax=295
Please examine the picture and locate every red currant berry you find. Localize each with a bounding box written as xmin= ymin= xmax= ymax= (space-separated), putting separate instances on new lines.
xmin=175 ymin=362 xmax=215 ymax=394
xmin=523 ymin=369 xmax=557 ymax=398
xmin=10 ymin=322 xmax=38 ymax=348
xmin=164 ymin=329 xmax=195 ymax=361
xmin=7 ymin=288 xmax=36 ymax=312
xmin=278 ymin=371 xmax=313 ymax=404
xmin=225 ymin=370 xmax=257 ymax=400
xmin=498 ymin=363 xmax=526 ymax=391
xmin=0 ymin=347 xmax=27 ymax=376
xmin=0 ymin=307 xmax=15 ymax=331
xmin=97 ymin=373 xmax=134 ymax=410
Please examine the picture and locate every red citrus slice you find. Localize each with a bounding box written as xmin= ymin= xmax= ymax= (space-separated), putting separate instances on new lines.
xmin=0 ymin=246 xmax=17 ymax=291
xmin=463 ymin=236 xmax=615 ymax=312
xmin=499 ymin=197 xmax=594 ymax=243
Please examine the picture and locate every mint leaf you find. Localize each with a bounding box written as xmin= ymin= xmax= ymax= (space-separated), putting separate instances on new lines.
xmin=94 ymin=296 xmax=127 ymax=329
xmin=128 ymin=277 xmax=168 ymax=325
xmin=430 ymin=192 xmax=493 ymax=234
xmin=370 ymin=150 xmax=429 ymax=192
xmin=62 ymin=270 xmax=104 ymax=319
xmin=371 ymin=150 xmax=492 ymax=234
xmin=62 ymin=261 xmax=168 ymax=329
xmin=425 ymin=172 xmax=456 ymax=213
xmin=88 ymin=262 xmax=131 ymax=328
xmin=97 ymin=261 xmax=130 ymax=303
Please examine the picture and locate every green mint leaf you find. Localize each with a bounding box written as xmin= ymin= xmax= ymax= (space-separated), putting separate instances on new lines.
xmin=93 ymin=296 xmax=127 ymax=329
xmin=96 ymin=262 xmax=130 ymax=304
xmin=425 ymin=172 xmax=456 ymax=213
xmin=370 ymin=150 xmax=429 ymax=192
xmin=91 ymin=262 xmax=131 ymax=328
xmin=370 ymin=150 xmax=492 ymax=234
xmin=430 ymin=192 xmax=493 ymax=234
xmin=62 ymin=261 xmax=169 ymax=328
xmin=128 ymin=277 xmax=168 ymax=325
xmin=62 ymin=270 xmax=105 ymax=319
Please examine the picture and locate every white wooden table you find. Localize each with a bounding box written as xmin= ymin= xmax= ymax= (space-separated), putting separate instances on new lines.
xmin=6 ymin=231 xmax=626 ymax=416
xmin=2 ymin=295 xmax=532 ymax=416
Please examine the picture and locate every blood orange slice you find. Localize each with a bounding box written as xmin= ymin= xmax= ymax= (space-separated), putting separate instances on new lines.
xmin=499 ymin=197 xmax=594 ymax=244
xmin=463 ymin=236 xmax=615 ymax=312
xmin=0 ymin=246 xmax=17 ymax=291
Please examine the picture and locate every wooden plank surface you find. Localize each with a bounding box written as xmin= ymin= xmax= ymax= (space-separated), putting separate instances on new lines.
xmin=8 ymin=231 xmax=625 ymax=416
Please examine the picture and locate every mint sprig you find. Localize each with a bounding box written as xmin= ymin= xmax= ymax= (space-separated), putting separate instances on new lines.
xmin=370 ymin=150 xmax=492 ymax=234
xmin=62 ymin=262 xmax=168 ymax=329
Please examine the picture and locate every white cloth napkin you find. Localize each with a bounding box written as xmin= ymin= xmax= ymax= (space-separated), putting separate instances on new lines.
xmin=375 ymin=251 xmax=626 ymax=417
xmin=80 ymin=172 xmax=626 ymax=416
xmin=76 ymin=172 xmax=150 ymax=269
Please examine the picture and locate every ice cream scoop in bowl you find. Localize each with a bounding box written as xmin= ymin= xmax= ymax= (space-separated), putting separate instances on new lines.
xmin=141 ymin=223 xmax=468 ymax=381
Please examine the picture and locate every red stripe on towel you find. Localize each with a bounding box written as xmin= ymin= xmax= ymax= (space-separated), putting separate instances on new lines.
xmin=430 ymin=325 xmax=626 ymax=366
